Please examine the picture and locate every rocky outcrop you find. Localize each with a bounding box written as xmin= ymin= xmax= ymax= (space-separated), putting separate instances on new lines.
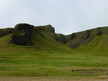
xmin=35 ymin=25 xmax=55 ymax=33
xmin=11 ymin=23 xmax=35 ymax=46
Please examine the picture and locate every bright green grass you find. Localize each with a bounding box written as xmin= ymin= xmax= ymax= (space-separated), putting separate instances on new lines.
xmin=0 ymin=33 xmax=108 ymax=78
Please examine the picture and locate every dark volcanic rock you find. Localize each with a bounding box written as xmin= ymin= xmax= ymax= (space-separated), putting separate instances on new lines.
xmin=11 ymin=23 xmax=35 ymax=46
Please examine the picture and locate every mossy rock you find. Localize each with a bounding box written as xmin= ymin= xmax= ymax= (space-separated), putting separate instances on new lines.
xmin=11 ymin=23 xmax=35 ymax=46
xmin=56 ymin=34 xmax=67 ymax=44
xmin=35 ymin=25 xmax=55 ymax=33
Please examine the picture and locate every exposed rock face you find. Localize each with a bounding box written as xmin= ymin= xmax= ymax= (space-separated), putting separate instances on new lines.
xmin=35 ymin=25 xmax=55 ymax=33
xmin=11 ymin=23 xmax=34 ymax=46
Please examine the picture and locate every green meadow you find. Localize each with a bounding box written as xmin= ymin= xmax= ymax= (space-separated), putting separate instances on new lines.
xmin=0 ymin=29 xmax=108 ymax=79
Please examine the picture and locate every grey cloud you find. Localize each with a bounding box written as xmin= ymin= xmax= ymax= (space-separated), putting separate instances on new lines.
xmin=0 ymin=0 xmax=108 ymax=34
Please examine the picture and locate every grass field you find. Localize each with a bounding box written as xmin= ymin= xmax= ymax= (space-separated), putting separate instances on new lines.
xmin=0 ymin=30 xmax=108 ymax=80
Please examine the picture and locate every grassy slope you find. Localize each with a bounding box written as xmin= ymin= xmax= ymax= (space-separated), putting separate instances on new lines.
xmin=78 ymin=34 xmax=108 ymax=55
xmin=0 ymin=31 xmax=108 ymax=78
xmin=0 ymin=32 xmax=77 ymax=77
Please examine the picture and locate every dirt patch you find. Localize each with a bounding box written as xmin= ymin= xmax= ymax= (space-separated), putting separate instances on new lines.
xmin=72 ymin=69 xmax=108 ymax=75
xmin=0 ymin=77 xmax=108 ymax=81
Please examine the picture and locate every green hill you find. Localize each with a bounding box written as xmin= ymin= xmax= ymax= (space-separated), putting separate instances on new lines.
xmin=0 ymin=23 xmax=108 ymax=78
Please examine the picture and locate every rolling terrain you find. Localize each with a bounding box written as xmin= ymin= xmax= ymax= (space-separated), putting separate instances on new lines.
xmin=0 ymin=23 xmax=108 ymax=79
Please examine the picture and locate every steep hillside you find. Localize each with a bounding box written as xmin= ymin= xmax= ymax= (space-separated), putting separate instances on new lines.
xmin=54 ymin=27 xmax=108 ymax=49
xmin=0 ymin=23 xmax=73 ymax=53
xmin=66 ymin=27 xmax=106 ymax=48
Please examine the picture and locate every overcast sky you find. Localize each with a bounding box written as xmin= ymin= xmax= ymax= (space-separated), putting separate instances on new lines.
xmin=0 ymin=0 xmax=108 ymax=34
